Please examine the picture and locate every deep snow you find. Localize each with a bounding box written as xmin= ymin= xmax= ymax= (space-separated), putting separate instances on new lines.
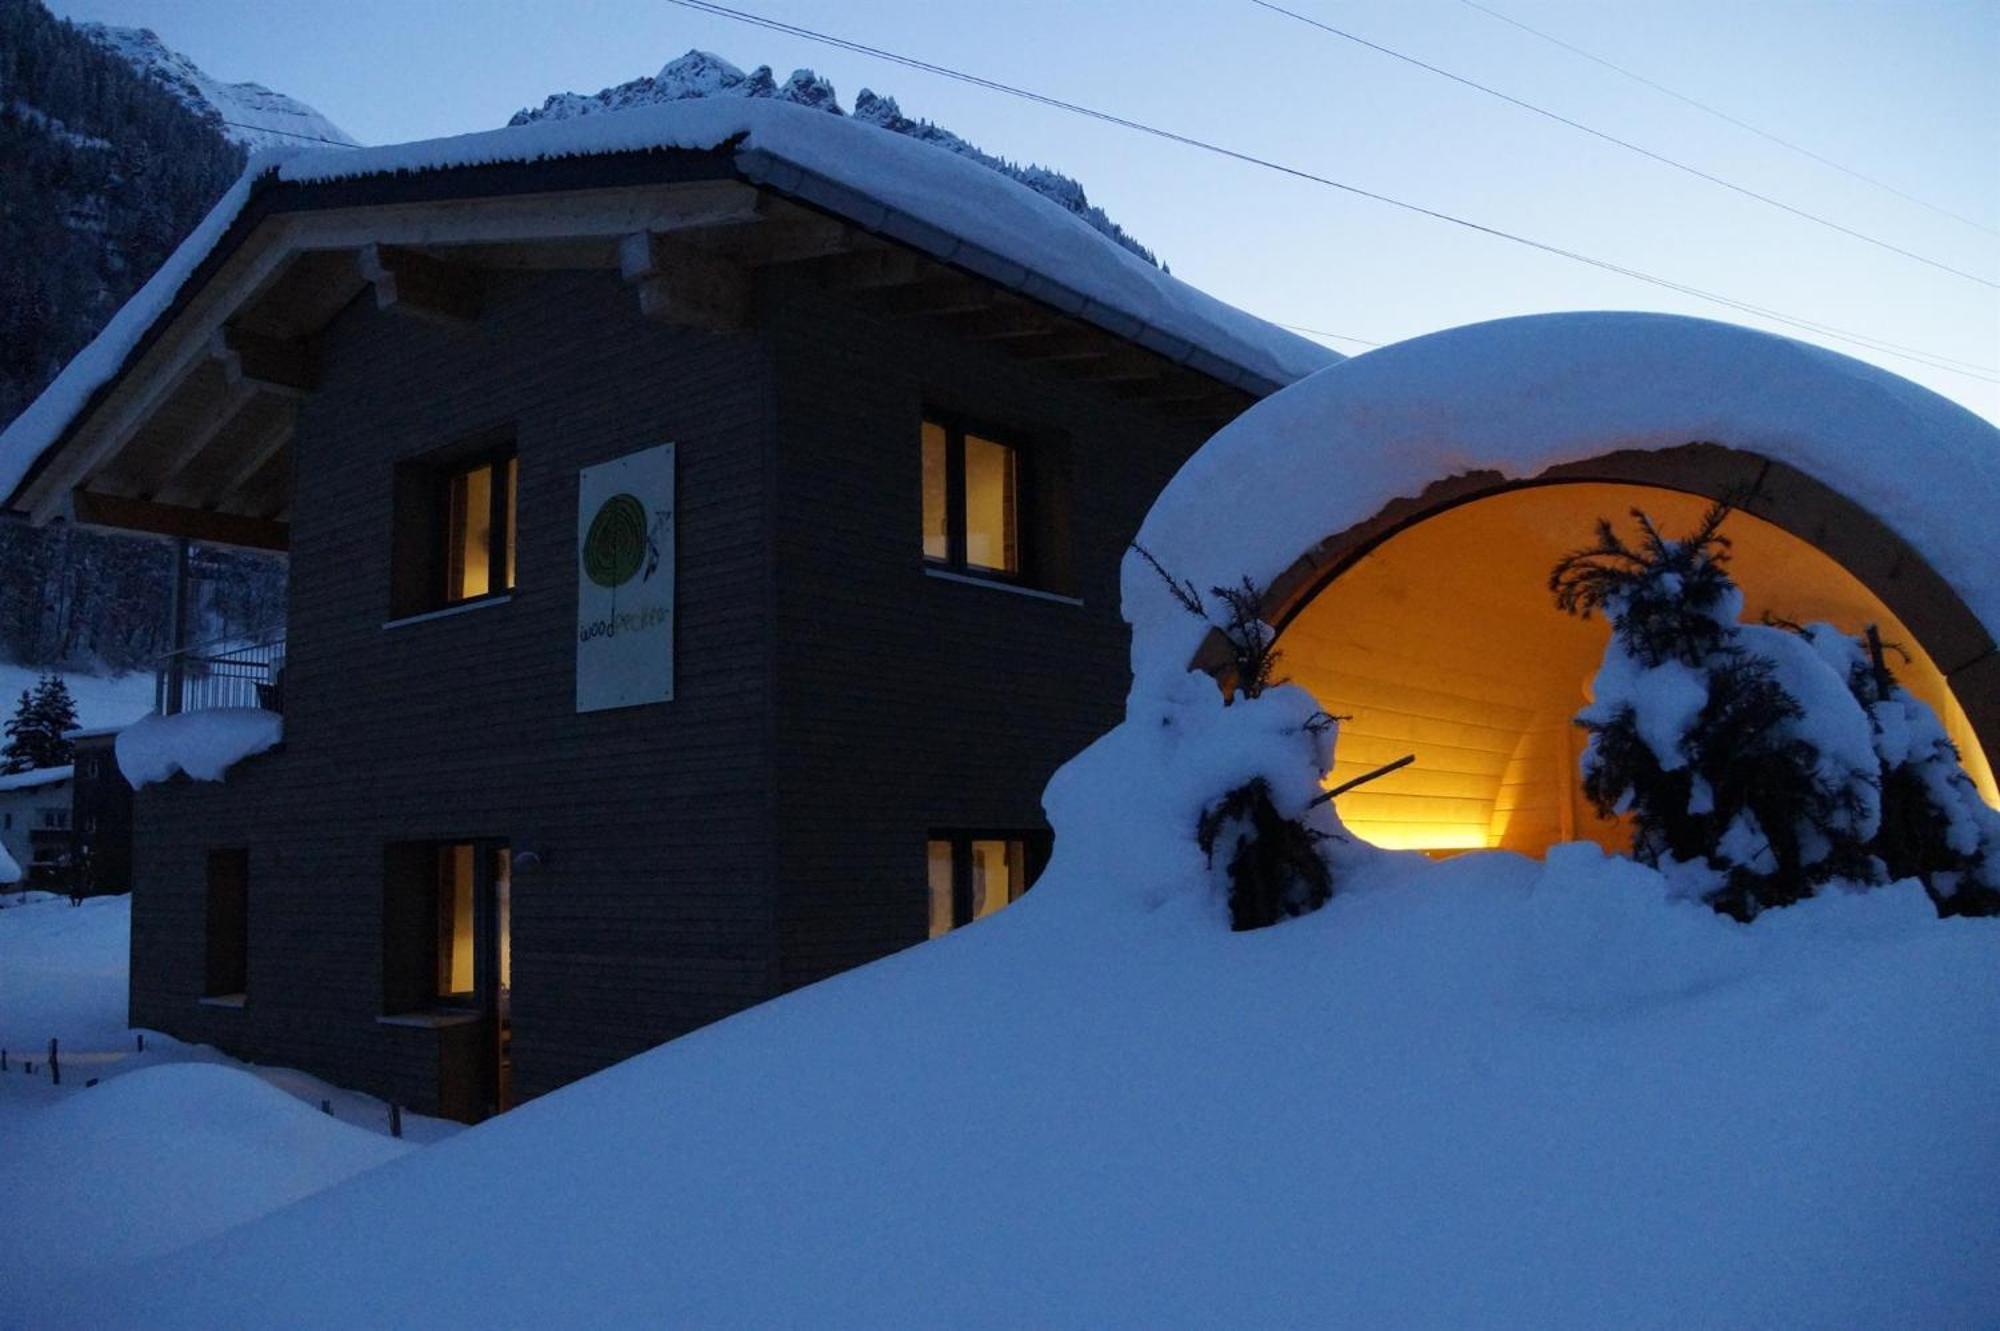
xmin=24 ymin=845 xmax=1999 ymax=1328
xmin=1123 ymin=312 xmax=2000 ymax=693
xmin=0 ymin=893 xmax=455 ymax=1296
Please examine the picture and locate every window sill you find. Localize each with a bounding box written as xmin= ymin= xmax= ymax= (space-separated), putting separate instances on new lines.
xmin=383 ymin=594 xmax=513 ymax=631
xmin=376 ymin=1009 xmax=482 ymax=1029
xmin=923 ymin=566 xmax=1083 ymax=607
xmin=198 ymin=993 xmax=247 ymax=1009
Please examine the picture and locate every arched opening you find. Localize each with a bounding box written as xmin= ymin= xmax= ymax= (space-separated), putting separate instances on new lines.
xmin=1279 ymin=481 xmax=1998 ymax=854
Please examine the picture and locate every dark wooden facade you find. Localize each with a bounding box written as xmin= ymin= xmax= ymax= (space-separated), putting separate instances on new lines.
xmin=69 ymin=731 xmax=134 ymax=897
xmin=127 ymin=253 xmax=1222 ymax=1116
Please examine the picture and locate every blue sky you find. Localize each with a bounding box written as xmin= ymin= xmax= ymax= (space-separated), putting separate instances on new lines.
xmin=50 ymin=0 xmax=2000 ymax=421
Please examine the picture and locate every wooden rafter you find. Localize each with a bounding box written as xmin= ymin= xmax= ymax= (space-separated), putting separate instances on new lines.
xmin=358 ymin=244 xmax=482 ymax=325
xmin=619 ymin=231 xmax=751 ymax=331
xmin=69 ymin=490 xmax=289 ymax=552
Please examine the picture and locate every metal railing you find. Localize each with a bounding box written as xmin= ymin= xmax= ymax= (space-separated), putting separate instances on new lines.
xmin=154 ymin=634 xmax=286 ymax=716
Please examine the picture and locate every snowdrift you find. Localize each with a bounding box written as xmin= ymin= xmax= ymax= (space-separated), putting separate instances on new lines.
xmin=3 ymin=1064 xmax=411 ymax=1292
xmin=32 ymin=840 xmax=2000 ymax=1327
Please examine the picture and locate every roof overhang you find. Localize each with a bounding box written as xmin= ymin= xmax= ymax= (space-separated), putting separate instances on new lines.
xmin=6 ymin=142 xmax=1272 ymax=550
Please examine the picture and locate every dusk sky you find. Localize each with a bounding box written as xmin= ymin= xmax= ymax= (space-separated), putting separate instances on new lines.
xmin=48 ymin=0 xmax=1999 ymax=421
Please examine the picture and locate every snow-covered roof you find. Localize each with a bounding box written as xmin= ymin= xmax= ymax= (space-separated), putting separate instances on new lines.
xmin=0 ymin=99 xmax=1337 ymax=507
xmin=1125 ymin=311 xmax=2000 ymax=690
xmin=0 ymin=765 xmax=73 ymax=794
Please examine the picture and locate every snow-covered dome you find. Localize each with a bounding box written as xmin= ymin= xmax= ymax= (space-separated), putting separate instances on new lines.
xmin=1124 ymin=312 xmax=2000 ymax=693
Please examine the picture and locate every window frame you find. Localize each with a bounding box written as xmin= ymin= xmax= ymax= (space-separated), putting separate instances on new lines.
xmin=203 ymin=847 xmax=250 ymax=1001
xmin=922 ymin=413 xmax=1033 ymax=587
xmin=926 ymin=828 xmax=1052 ymax=938
xmin=437 ymin=446 xmax=518 ymax=609
xmin=390 ymin=429 xmax=519 ymax=622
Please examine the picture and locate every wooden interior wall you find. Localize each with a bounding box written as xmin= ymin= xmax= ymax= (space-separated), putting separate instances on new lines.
xmin=1282 ymin=483 xmax=1995 ymax=856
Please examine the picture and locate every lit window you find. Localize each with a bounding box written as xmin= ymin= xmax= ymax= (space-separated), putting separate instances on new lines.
xmin=921 ymin=417 xmax=1022 ymax=579
xmin=437 ymin=843 xmax=477 ymax=1001
xmin=926 ymin=832 xmax=1044 ymax=938
xmin=443 ymin=454 xmax=516 ymax=605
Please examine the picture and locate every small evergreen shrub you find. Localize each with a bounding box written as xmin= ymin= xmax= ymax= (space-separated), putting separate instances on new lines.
xmin=1551 ymin=506 xmax=1881 ymax=920
xmin=2 ymin=674 xmax=79 ymax=774
xmin=1135 ymin=544 xmax=1340 ymax=929
xmin=1790 ymin=623 xmax=2000 ymax=917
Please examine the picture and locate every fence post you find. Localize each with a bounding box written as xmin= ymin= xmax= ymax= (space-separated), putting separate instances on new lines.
xmin=48 ymin=1037 xmax=58 ymax=1086
xmin=390 ymin=1103 xmax=403 ymax=1139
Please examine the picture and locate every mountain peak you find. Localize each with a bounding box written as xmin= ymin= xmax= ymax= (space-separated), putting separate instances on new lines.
xmin=510 ymin=49 xmax=1155 ymax=266
xmin=77 ymin=23 xmax=358 ymax=152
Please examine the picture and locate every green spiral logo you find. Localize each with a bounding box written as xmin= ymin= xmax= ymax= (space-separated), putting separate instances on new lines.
xmin=583 ymin=493 xmax=649 ymax=589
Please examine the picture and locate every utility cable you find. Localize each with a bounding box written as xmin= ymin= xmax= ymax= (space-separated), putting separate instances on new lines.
xmin=1247 ymin=0 xmax=1996 ymax=289
xmin=1451 ymin=0 xmax=2000 ymax=239
xmin=659 ymin=0 xmax=1998 ymax=382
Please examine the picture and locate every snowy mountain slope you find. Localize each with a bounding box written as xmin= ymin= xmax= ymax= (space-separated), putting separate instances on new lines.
xmin=78 ymin=24 xmax=356 ymax=152
xmin=513 ymin=50 xmax=1156 ymax=264
xmin=34 ymin=845 xmax=2000 ymax=1327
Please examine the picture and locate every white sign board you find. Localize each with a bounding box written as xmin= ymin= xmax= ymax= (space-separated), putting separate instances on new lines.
xmin=575 ymin=443 xmax=675 ymax=713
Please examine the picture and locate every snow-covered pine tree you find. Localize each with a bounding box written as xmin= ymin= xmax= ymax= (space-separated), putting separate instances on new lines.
xmin=1 ymin=674 xmax=78 ymax=773
xmin=1550 ymin=505 xmax=1881 ymax=920
xmin=1134 ymin=544 xmax=1338 ymax=929
xmin=1790 ymin=623 xmax=2000 ymax=916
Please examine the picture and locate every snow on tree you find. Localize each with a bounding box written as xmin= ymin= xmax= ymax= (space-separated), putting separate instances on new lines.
xmin=1787 ymin=623 xmax=2000 ymax=917
xmin=1135 ymin=544 xmax=1338 ymax=929
xmin=2 ymin=673 xmax=79 ymax=773
xmin=1551 ymin=505 xmax=1881 ymax=920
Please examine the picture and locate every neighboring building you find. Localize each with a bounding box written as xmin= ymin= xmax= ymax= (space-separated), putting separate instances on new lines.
xmin=0 ymin=101 xmax=1335 ymax=1120
xmin=0 ymin=765 xmax=74 ymax=886
xmin=68 ymin=726 xmax=136 ymax=897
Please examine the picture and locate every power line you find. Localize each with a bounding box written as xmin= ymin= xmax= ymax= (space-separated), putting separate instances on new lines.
xmin=1246 ymin=0 xmax=1997 ymax=290
xmin=1278 ymin=323 xmax=1385 ymax=349
xmin=660 ymin=0 xmax=1998 ymax=383
xmin=1451 ymin=0 xmax=2000 ymax=240
xmin=218 ymin=118 xmax=359 ymax=148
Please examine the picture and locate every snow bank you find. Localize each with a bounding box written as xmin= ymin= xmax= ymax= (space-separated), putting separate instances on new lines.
xmin=0 ymin=891 xmax=127 ymax=1051
xmin=1 ymin=1064 xmax=411 ymax=1292
xmin=35 ymin=830 xmax=1999 ymax=1327
xmin=1124 ymin=312 xmax=2000 ymax=693
xmin=0 ymin=98 xmax=1334 ymax=504
xmin=115 ymin=708 xmax=281 ymax=786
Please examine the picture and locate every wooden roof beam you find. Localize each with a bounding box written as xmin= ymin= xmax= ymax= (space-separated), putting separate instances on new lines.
xmin=358 ymin=244 xmax=482 ymax=326
xmin=214 ymin=325 xmax=318 ymax=397
xmin=145 ymin=378 xmax=261 ymax=506
xmin=69 ymin=489 xmax=289 ymax=553
xmin=807 ymin=246 xmax=929 ymax=292
xmin=194 ymin=409 xmax=295 ymax=511
xmin=865 ymin=277 xmax=996 ymax=320
xmin=948 ymin=301 xmax=1064 ymax=342
xmin=1060 ymin=348 xmax=1169 ymax=386
xmin=620 ymin=231 xmax=750 ymax=332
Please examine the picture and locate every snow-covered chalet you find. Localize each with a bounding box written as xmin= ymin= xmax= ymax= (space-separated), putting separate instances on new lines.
xmin=0 ymin=100 xmax=1337 ymax=1119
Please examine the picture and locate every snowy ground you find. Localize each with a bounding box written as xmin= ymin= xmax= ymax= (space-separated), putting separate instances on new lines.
xmin=9 ymin=845 xmax=1996 ymax=1328
xmin=0 ymin=661 xmax=155 ymax=732
xmin=0 ymin=892 xmax=458 ymax=1294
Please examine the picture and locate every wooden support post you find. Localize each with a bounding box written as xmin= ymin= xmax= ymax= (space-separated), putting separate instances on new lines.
xmin=48 ymin=1037 xmax=59 ymax=1086
xmin=164 ymin=537 xmax=192 ymax=716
